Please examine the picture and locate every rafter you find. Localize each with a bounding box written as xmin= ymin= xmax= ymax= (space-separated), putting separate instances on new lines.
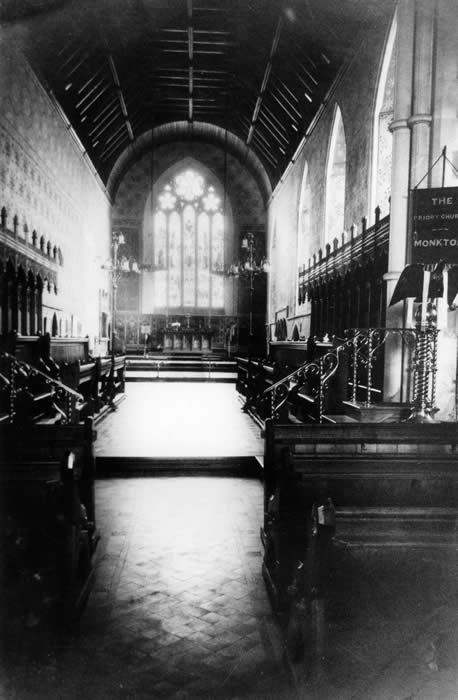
xmin=107 ymin=54 xmax=134 ymax=142
xmin=25 ymin=0 xmax=393 ymax=182
xmin=187 ymin=0 xmax=194 ymax=122
xmin=246 ymin=14 xmax=283 ymax=146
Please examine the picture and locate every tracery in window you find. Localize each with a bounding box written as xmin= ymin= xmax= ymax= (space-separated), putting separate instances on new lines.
xmin=152 ymin=169 xmax=224 ymax=309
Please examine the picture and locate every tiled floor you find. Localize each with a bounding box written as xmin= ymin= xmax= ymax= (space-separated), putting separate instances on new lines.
xmin=4 ymin=476 xmax=458 ymax=700
xmin=3 ymin=477 xmax=291 ymax=700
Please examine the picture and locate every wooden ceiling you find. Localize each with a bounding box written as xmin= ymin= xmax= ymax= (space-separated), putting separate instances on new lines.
xmin=5 ymin=0 xmax=396 ymax=186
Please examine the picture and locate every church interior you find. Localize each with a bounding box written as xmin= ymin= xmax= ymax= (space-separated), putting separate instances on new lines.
xmin=1 ymin=0 xmax=458 ymax=697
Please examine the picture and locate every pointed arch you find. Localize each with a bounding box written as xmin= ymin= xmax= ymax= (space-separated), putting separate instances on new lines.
xmin=297 ymin=161 xmax=312 ymax=269
xmin=141 ymin=161 xmax=233 ymax=313
xmin=370 ymin=10 xmax=397 ymax=216
xmin=296 ymin=161 xmax=312 ymax=322
xmin=325 ymin=105 xmax=347 ymax=244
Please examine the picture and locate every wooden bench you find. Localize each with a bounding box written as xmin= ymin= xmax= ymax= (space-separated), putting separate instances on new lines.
xmin=261 ymin=419 xmax=458 ymax=664
xmin=262 ymin=419 xmax=458 ymax=607
xmin=0 ymin=419 xmax=98 ymax=634
xmin=0 ymin=333 xmax=126 ymax=423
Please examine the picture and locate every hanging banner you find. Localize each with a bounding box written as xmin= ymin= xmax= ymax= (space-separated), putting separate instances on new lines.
xmin=411 ymin=187 xmax=458 ymax=264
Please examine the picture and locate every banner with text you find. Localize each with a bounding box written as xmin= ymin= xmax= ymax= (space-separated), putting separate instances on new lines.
xmin=411 ymin=187 xmax=458 ymax=264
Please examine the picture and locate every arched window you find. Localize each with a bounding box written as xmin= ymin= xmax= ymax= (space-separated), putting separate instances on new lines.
xmin=325 ymin=105 xmax=347 ymax=244
xmin=371 ymin=12 xmax=397 ymax=216
xmin=296 ymin=161 xmax=312 ymax=316
xmin=297 ymin=161 xmax=311 ymax=268
xmin=152 ymin=169 xmax=224 ymax=309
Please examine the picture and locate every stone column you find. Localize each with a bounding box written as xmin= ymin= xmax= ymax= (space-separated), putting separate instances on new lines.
xmin=383 ymin=0 xmax=415 ymax=402
xmin=408 ymin=0 xmax=434 ymax=189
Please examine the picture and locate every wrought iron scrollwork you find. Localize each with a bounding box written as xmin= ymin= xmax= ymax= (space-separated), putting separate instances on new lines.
xmin=1 ymin=352 xmax=83 ymax=425
xmin=264 ymin=325 xmax=438 ymax=423
xmin=265 ymin=336 xmax=355 ymax=423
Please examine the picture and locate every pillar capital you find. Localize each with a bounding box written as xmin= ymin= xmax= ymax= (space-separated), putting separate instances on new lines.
xmin=389 ymin=118 xmax=409 ymax=133
xmin=383 ymin=271 xmax=403 ymax=283
xmin=408 ymin=113 xmax=432 ymax=127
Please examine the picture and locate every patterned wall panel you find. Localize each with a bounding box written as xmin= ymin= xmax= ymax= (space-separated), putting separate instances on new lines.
xmin=0 ymin=42 xmax=111 ymax=346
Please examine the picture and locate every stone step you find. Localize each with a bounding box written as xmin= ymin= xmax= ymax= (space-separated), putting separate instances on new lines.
xmin=322 ymin=414 xmax=359 ymax=424
xmin=342 ymin=400 xmax=411 ymax=423
xmin=95 ymin=455 xmax=262 ymax=477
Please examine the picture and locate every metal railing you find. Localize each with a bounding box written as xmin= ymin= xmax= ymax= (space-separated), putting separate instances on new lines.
xmin=1 ymin=351 xmax=83 ymax=424
xmin=262 ymin=327 xmax=437 ymax=423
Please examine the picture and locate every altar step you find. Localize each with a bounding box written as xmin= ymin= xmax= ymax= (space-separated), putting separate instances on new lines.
xmin=96 ymin=455 xmax=262 ymax=477
xmin=125 ymin=355 xmax=237 ymax=382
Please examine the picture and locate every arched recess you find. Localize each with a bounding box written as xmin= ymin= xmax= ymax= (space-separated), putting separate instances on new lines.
xmin=370 ymin=11 xmax=397 ymax=217
xmin=325 ymin=105 xmax=347 ymax=244
xmin=141 ymin=158 xmax=235 ymax=316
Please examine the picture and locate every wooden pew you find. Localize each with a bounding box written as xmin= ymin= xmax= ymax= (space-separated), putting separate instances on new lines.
xmin=261 ymin=419 xmax=458 ymax=620
xmin=236 ymin=357 xmax=285 ymax=420
xmin=0 ymin=419 xmax=98 ymax=634
xmin=52 ymin=338 xmax=96 ymax=419
xmin=0 ymin=334 xmax=61 ymax=422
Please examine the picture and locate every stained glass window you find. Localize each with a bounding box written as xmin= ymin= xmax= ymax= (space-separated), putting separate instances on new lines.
xmin=153 ymin=169 xmax=224 ymax=309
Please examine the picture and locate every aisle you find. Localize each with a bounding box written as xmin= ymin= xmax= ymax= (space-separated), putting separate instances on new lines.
xmin=95 ymin=382 xmax=263 ymax=459
xmin=3 ymin=477 xmax=290 ymax=700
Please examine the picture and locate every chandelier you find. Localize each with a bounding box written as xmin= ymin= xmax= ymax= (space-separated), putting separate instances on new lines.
xmin=226 ymin=231 xmax=270 ymax=277
xmin=102 ymin=232 xmax=140 ymax=277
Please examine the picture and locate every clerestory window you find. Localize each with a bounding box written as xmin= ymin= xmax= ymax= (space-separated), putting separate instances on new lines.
xmin=152 ymin=169 xmax=224 ymax=309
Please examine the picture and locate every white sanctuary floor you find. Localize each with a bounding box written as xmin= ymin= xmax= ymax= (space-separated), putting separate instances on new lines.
xmin=94 ymin=382 xmax=264 ymax=459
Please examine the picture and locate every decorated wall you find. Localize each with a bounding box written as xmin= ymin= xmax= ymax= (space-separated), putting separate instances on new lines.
xmin=0 ymin=41 xmax=111 ymax=349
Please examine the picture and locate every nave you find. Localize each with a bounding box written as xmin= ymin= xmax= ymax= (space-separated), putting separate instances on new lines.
xmin=2 ymin=382 xmax=458 ymax=700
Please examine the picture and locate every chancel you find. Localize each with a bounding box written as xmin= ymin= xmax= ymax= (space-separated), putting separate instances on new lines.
xmin=1 ymin=0 xmax=458 ymax=697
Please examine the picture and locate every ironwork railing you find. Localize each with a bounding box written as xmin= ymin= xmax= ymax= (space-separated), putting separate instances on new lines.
xmin=263 ymin=334 xmax=363 ymax=422
xmin=263 ymin=326 xmax=438 ymax=423
xmin=1 ymin=352 xmax=83 ymax=425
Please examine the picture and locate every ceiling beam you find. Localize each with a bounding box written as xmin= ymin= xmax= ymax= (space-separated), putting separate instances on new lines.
xmin=246 ymin=14 xmax=283 ymax=146
xmin=187 ymin=0 xmax=193 ymax=122
xmin=107 ymin=54 xmax=134 ymax=142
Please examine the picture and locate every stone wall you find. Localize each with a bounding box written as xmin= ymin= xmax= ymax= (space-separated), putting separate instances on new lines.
xmin=267 ymin=15 xmax=393 ymax=337
xmin=0 ymin=42 xmax=111 ymax=347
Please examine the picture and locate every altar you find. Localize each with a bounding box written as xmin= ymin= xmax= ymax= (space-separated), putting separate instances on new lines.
xmin=162 ymin=328 xmax=213 ymax=352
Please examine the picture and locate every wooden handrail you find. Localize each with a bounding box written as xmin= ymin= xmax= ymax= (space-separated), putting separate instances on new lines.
xmin=2 ymin=351 xmax=83 ymax=400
